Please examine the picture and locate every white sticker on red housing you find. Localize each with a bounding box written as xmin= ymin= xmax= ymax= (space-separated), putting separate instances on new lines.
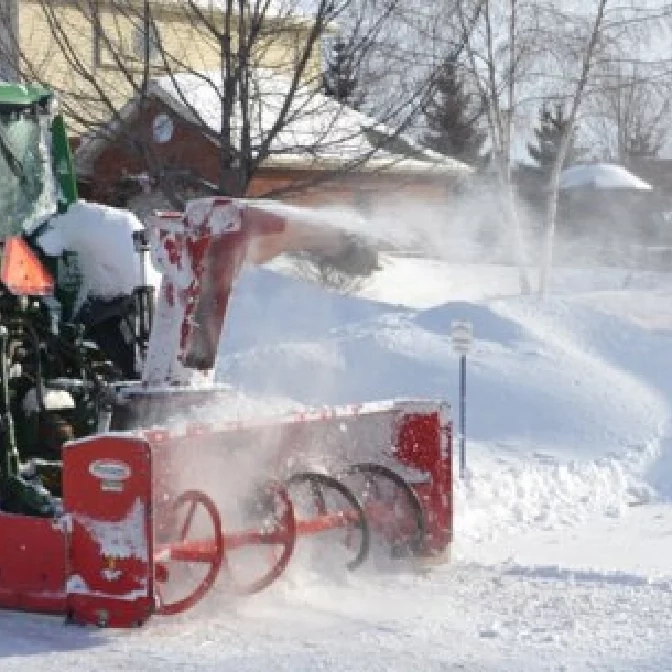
xmin=89 ymin=459 xmax=132 ymax=482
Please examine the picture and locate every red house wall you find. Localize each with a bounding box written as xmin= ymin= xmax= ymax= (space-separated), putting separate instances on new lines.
xmin=85 ymin=98 xmax=460 ymax=212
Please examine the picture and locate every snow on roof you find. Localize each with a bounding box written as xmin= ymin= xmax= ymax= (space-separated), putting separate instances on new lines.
xmin=75 ymin=69 xmax=473 ymax=178
xmin=158 ymin=69 xmax=471 ymax=174
xmin=559 ymin=162 xmax=653 ymax=191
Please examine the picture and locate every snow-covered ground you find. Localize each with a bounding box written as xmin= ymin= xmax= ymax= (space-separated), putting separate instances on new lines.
xmin=2 ymin=254 xmax=672 ymax=671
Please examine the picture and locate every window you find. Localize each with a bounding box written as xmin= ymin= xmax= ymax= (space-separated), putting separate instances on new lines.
xmin=92 ymin=6 xmax=161 ymax=69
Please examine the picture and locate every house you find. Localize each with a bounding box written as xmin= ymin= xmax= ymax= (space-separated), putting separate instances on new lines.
xmin=1 ymin=0 xmax=324 ymax=135
xmin=74 ymin=69 xmax=473 ymax=217
xmin=4 ymin=1 xmax=473 ymax=219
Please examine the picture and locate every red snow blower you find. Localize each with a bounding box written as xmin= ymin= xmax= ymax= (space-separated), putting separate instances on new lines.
xmin=0 ymin=84 xmax=453 ymax=628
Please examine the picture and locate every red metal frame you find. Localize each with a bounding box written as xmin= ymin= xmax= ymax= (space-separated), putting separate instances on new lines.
xmin=0 ymin=514 xmax=67 ymax=614
xmin=0 ymin=400 xmax=452 ymax=626
xmin=62 ymin=435 xmax=155 ymax=627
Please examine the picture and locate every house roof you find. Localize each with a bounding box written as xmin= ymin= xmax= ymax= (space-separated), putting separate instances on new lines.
xmin=559 ymin=163 xmax=653 ymax=191
xmin=75 ymin=69 xmax=474 ymax=179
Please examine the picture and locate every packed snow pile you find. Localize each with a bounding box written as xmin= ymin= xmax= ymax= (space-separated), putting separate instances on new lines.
xmin=32 ymin=200 xmax=144 ymax=312
xmin=220 ymin=266 xmax=669 ymax=453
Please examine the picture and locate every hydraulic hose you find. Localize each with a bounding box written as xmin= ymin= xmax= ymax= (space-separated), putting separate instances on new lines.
xmin=0 ymin=325 xmax=19 ymax=479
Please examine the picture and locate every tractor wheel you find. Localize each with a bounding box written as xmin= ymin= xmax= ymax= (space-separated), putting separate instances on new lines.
xmin=286 ymin=471 xmax=370 ymax=571
xmin=340 ymin=463 xmax=426 ymax=558
xmin=154 ymin=489 xmax=224 ymax=616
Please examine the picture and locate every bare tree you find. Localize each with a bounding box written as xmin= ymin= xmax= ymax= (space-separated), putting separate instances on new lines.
xmin=0 ymin=0 xmax=436 ymax=204
xmin=452 ymin=0 xmax=542 ymax=294
xmin=538 ymin=0 xmax=608 ymax=294
xmin=537 ymin=0 xmax=672 ymax=294
xmin=586 ymin=62 xmax=671 ymax=164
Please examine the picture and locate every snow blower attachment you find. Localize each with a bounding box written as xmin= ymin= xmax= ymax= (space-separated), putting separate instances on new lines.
xmin=0 ymin=83 xmax=453 ymax=627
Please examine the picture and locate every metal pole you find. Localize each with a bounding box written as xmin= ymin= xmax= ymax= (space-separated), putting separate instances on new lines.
xmin=459 ymin=353 xmax=467 ymax=480
xmin=451 ymin=319 xmax=473 ymax=481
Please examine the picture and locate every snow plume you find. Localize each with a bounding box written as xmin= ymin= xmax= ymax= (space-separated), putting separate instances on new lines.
xmin=362 ymin=185 xmax=538 ymax=267
xmin=256 ymin=168 xmax=667 ymax=289
xmin=152 ymin=390 xmax=379 ymax=606
xmin=252 ymin=183 xmax=539 ymax=269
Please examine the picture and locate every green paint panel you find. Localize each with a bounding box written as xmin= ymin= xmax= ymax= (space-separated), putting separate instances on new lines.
xmin=0 ymin=83 xmax=52 ymax=110
xmin=51 ymin=114 xmax=78 ymax=210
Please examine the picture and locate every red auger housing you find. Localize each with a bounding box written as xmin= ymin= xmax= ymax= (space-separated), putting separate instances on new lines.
xmin=0 ymin=196 xmax=454 ymax=626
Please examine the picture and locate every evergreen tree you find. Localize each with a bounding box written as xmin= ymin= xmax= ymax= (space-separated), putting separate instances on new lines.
xmin=527 ymin=103 xmax=584 ymax=173
xmin=323 ymin=38 xmax=363 ymax=109
xmin=422 ymin=57 xmax=488 ymax=166
xmin=622 ymin=123 xmax=665 ymax=163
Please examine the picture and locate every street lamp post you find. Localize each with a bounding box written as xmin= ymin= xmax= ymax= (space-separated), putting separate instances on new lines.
xmin=451 ymin=320 xmax=474 ymax=480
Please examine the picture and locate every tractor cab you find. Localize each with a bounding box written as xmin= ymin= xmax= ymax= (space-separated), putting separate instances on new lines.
xmin=0 ymin=84 xmax=153 ymax=516
xmin=0 ymin=84 xmax=61 ymax=239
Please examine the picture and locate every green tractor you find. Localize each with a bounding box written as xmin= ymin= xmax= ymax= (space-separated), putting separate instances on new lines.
xmin=0 ymin=83 xmax=77 ymax=233
xmin=0 ymin=83 xmax=151 ymax=516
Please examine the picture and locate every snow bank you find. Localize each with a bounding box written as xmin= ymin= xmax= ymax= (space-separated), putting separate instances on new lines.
xmin=217 ymin=262 xmax=672 ymax=562
xmin=454 ymin=448 xmax=649 ymax=546
xmin=220 ymin=267 xmax=669 ymax=457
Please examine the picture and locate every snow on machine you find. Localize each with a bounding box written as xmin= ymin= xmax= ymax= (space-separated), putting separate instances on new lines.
xmin=0 ymin=83 xmax=453 ymax=627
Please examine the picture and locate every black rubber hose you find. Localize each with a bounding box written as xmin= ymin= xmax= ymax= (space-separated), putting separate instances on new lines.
xmin=0 ymin=327 xmax=18 ymax=479
xmin=16 ymin=320 xmax=46 ymax=414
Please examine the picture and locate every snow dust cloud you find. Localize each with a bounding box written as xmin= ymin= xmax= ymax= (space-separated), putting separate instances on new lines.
xmin=144 ymin=178 xmax=671 ymax=601
xmin=273 ymin=174 xmax=670 ymax=286
xmin=209 ymin=177 xmax=672 ymax=413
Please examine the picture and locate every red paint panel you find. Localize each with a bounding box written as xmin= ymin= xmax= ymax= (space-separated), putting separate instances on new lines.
xmin=394 ymin=412 xmax=453 ymax=554
xmin=180 ymin=232 xmax=247 ymax=368
xmin=0 ymin=513 xmax=67 ymax=614
xmin=62 ymin=436 xmax=155 ymax=627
